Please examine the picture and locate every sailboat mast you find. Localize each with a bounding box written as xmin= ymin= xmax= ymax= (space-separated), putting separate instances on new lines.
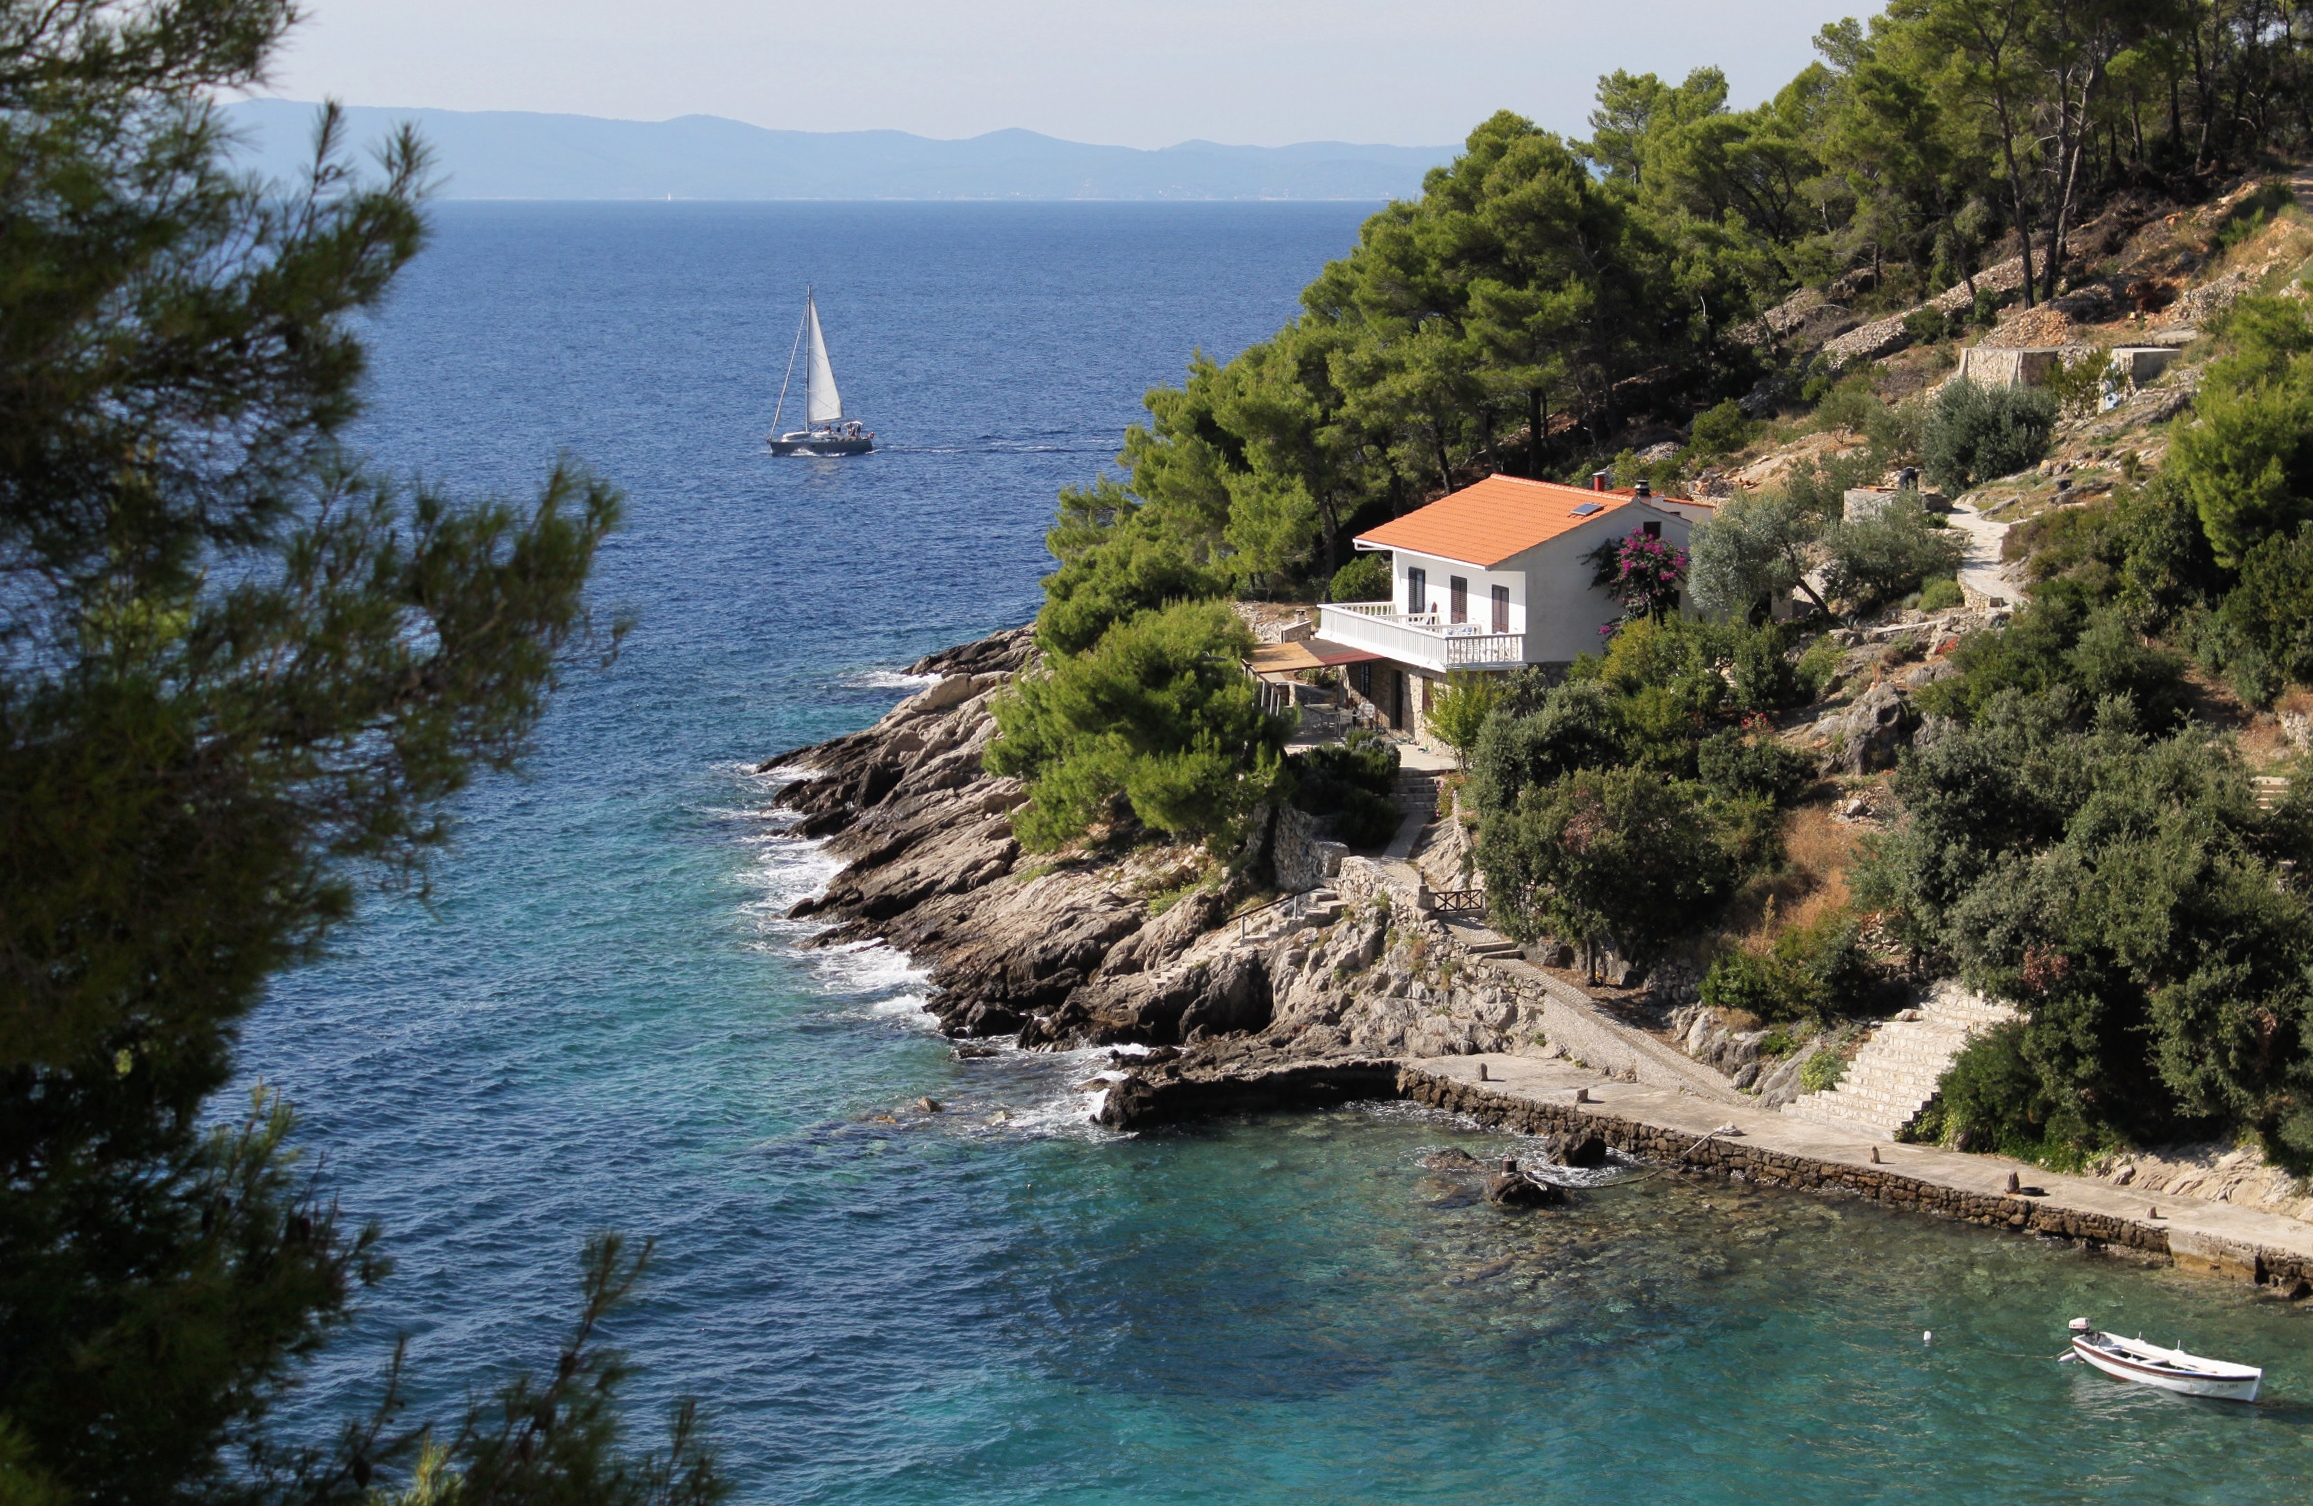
xmin=770 ymin=290 xmax=809 ymax=436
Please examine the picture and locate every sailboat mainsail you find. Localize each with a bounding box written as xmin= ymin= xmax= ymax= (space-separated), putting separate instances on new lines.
xmin=804 ymin=296 xmax=842 ymax=426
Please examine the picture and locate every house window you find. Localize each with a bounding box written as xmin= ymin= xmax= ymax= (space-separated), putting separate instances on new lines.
xmin=1491 ymin=584 xmax=1510 ymax=633
xmin=1352 ymin=661 xmax=1372 ymax=698
xmin=1449 ymin=576 xmax=1468 ymax=624
xmin=1406 ymin=566 xmax=1427 ymax=616
xmin=1643 ymin=520 xmax=1662 ymax=539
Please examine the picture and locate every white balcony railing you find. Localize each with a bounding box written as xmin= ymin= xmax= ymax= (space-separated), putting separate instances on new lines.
xmin=1315 ymin=602 xmax=1527 ymax=672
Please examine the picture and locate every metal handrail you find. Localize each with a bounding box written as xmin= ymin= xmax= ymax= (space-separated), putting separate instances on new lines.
xmin=1235 ymin=887 xmax=1323 ymax=939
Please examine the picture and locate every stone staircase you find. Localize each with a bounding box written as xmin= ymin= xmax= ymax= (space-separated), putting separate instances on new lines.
xmin=1781 ymin=984 xmax=2020 ymax=1141
xmin=1237 ymin=886 xmax=1345 ymax=943
xmin=1389 ymin=770 xmax=1440 ymax=822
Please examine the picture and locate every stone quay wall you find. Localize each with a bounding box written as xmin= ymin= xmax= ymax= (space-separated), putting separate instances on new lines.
xmin=1398 ymin=1067 xmax=2313 ymax=1290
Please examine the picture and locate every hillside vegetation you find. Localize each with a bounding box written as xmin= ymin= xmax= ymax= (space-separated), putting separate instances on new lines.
xmin=988 ymin=6 xmax=2313 ymax=1180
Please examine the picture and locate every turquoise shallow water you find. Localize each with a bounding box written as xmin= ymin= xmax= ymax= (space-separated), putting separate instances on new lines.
xmin=240 ymin=202 xmax=2313 ymax=1502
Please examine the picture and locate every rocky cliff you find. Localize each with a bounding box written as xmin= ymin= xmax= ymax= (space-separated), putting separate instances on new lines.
xmin=767 ymin=629 xmax=1586 ymax=1104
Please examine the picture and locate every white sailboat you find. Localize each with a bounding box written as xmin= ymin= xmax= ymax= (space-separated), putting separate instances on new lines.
xmin=768 ymin=288 xmax=873 ymax=456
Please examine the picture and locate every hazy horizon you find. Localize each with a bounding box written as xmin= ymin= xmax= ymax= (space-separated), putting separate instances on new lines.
xmin=222 ymin=100 xmax=1458 ymax=200
xmin=266 ymin=0 xmax=1862 ymax=151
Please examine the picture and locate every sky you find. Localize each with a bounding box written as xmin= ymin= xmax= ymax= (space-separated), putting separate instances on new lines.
xmin=264 ymin=0 xmax=1866 ymax=149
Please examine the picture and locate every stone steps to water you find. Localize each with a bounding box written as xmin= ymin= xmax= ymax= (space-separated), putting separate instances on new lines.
xmin=1782 ymin=988 xmax=2021 ymax=1141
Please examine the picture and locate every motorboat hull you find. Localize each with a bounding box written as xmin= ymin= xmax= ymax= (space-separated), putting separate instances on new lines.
xmin=2071 ymin=1332 xmax=2261 ymax=1401
xmin=768 ymin=434 xmax=873 ymax=457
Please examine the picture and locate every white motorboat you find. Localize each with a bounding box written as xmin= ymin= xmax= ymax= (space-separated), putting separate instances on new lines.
xmin=767 ymin=288 xmax=873 ymax=456
xmin=2066 ymin=1318 xmax=2262 ymax=1402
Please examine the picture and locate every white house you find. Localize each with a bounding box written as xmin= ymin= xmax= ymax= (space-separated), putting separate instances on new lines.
xmin=1313 ymin=473 xmax=1705 ymax=740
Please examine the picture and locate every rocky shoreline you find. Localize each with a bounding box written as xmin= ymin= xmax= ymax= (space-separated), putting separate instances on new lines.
xmin=767 ymin=628 xmax=2313 ymax=1297
xmin=768 ymin=626 xmax=1603 ymax=1069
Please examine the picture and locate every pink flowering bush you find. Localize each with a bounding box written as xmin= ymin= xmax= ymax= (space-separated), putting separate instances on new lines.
xmin=1584 ymin=530 xmax=1689 ymax=634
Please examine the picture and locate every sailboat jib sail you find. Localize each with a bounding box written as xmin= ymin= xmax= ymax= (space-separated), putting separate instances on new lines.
xmin=769 ymin=288 xmax=874 ymax=456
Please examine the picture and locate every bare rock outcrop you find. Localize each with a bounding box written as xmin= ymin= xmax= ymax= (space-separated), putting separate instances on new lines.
xmin=768 ymin=626 xmax=1735 ymax=1123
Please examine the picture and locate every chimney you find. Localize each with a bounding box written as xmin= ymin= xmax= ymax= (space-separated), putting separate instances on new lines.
xmin=1591 ymin=470 xmax=1609 ymax=491
xmin=1633 ymin=479 xmax=1652 ymax=498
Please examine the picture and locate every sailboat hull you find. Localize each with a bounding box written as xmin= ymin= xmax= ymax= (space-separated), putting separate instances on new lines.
xmin=767 ymin=434 xmax=873 ymax=457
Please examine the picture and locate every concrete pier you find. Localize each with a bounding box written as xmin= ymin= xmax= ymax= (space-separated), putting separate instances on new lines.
xmin=1403 ymin=1053 xmax=2313 ymax=1293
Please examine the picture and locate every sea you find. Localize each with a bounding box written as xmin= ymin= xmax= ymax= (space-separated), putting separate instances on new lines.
xmin=243 ymin=201 xmax=2313 ymax=1503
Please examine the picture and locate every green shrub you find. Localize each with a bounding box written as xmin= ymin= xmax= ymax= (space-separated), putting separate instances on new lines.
xmin=1698 ymin=730 xmax=1816 ymax=805
xmin=1915 ymin=1020 xmax=2095 ymax=1163
xmin=1720 ymin=621 xmax=1806 ymax=711
xmin=1795 ymin=635 xmax=1843 ymax=699
xmin=1799 ymin=1048 xmax=1846 ymax=1092
xmin=2165 ymin=296 xmax=2313 ymax=565
xmin=1916 ymin=598 xmax=2189 ymax=728
xmin=1865 ymin=395 xmax=1929 ymax=465
xmin=1428 ymin=670 xmax=1505 ymax=760
xmin=1479 ymin=768 xmax=1773 ymax=965
xmin=2214 ymin=522 xmax=2313 ymax=698
xmin=987 ymin=599 xmax=1288 ymax=851
xmin=2041 ymin=349 xmax=2111 ymax=419
xmin=1689 ymin=398 xmax=1753 ymax=457
xmin=1698 ymin=909 xmax=1873 ymax=1024
xmin=1289 ymin=731 xmax=1402 ymax=848
xmin=1919 ymin=378 xmax=2057 ymax=491
xmin=1329 ymin=552 xmax=1393 ymax=603
xmin=1465 ymin=680 xmax=1627 ymax=815
xmin=1917 ymin=576 xmax=1965 ymax=611
xmin=1822 ymin=498 xmax=1968 ymax=611
xmin=1812 ymin=372 xmax=1882 ymax=435
xmin=1902 ymin=307 xmax=1946 ymax=347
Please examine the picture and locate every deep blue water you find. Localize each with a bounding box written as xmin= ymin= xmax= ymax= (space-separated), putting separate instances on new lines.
xmin=244 ymin=202 xmax=2313 ymax=1503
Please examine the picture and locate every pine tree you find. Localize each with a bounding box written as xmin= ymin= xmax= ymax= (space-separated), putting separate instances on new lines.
xmin=0 ymin=2 xmax=717 ymax=1499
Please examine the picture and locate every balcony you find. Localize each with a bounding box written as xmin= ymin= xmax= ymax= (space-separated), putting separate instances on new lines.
xmin=1315 ymin=602 xmax=1528 ymax=673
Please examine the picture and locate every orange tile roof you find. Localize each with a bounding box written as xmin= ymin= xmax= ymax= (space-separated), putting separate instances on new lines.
xmin=1354 ymin=474 xmax=1692 ymax=569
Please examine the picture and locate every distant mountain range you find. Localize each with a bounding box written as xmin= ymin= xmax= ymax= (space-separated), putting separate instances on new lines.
xmin=221 ymin=100 xmax=1453 ymax=201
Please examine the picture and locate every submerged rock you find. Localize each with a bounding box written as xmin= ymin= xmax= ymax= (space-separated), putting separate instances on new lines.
xmin=1551 ymin=1133 xmax=1609 ymax=1169
xmin=1486 ymin=1167 xmax=1568 ymax=1207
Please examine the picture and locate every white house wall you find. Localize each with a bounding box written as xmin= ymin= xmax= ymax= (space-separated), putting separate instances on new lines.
xmin=1388 ymin=551 xmax=1527 ymax=635
xmin=1531 ymin=505 xmax=1694 ymax=661
xmin=1383 ymin=504 xmax=1692 ymax=665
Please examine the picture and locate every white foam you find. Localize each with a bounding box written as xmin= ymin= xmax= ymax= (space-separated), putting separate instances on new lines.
xmin=807 ymin=938 xmax=931 ymax=996
xmin=868 ymin=992 xmax=940 ymax=1031
xmin=842 ymin=669 xmax=941 ymax=691
xmin=735 ymin=834 xmax=842 ymax=926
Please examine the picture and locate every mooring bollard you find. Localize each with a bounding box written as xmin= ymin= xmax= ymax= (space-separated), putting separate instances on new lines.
xmin=1869 ymin=1145 xmax=1882 ymax=1164
xmin=1574 ymin=1087 xmax=1591 ymax=1104
xmin=1478 ymin=1062 xmax=1489 ymax=1081
xmin=2005 ymin=1170 xmax=2021 ymax=1193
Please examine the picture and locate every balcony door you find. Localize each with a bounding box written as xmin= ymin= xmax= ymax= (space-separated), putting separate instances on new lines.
xmin=1449 ymin=576 xmax=1468 ymax=624
xmin=1406 ymin=567 xmax=1426 ymax=617
xmin=1491 ymin=584 xmax=1510 ymax=633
